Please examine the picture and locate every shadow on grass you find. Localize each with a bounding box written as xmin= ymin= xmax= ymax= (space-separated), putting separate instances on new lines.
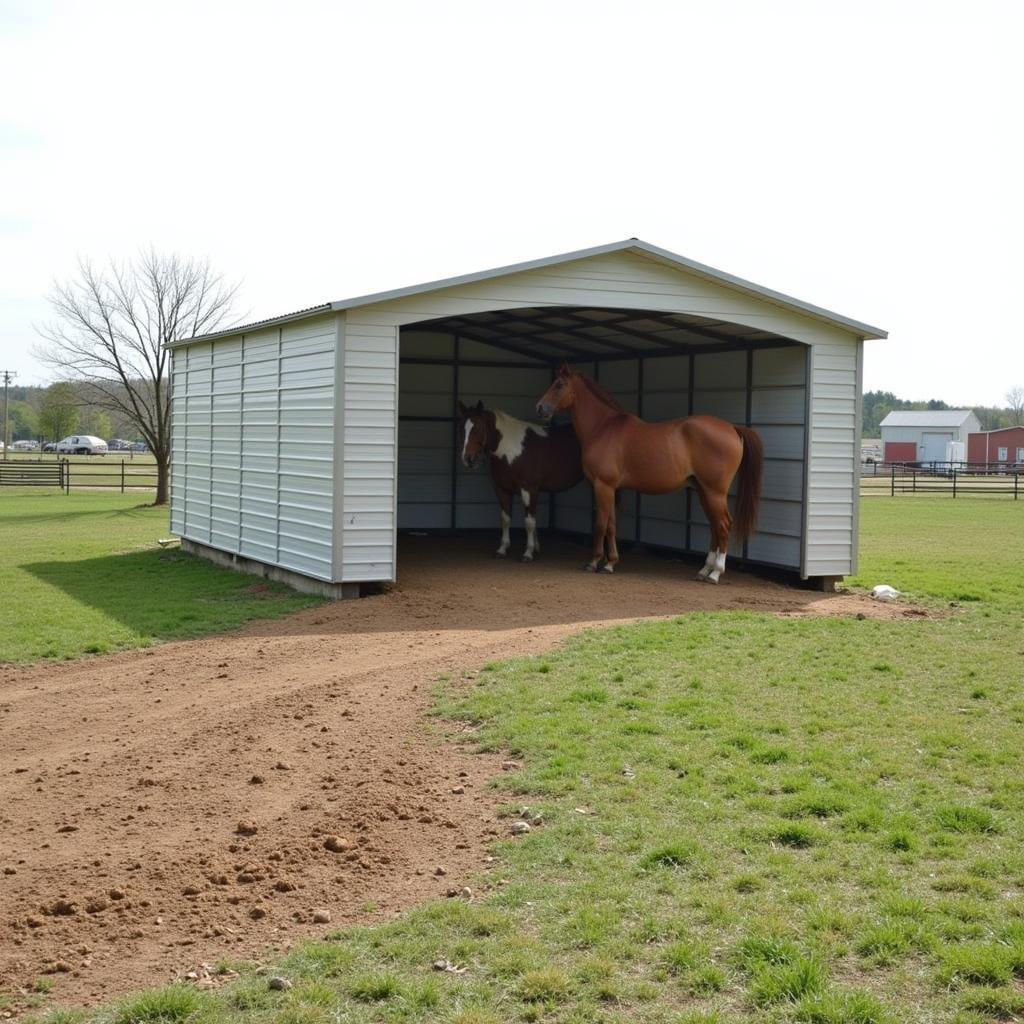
xmin=0 ymin=500 xmax=158 ymax=527
xmin=23 ymin=547 xmax=320 ymax=649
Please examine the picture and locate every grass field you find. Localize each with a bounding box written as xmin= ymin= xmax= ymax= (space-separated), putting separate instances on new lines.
xmin=0 ymin=491 xmax=320 ymax=662
xmin=10 ymin=499 xmax=1024 ymax=1023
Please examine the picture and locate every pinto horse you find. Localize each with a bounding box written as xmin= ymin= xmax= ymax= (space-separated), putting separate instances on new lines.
xmin=459 ymin=400 xmax=583 ymax=561
xmin=536 ymin=364 xmax=763 ymax=582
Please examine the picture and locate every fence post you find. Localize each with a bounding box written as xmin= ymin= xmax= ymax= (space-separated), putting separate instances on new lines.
xmin=891 ymin=462 xmax=895 ymax=497
xmin=121 ymin=459 xmax=125 ymax=494
xmin=912 ymin=469 xmax=916 ymax=494
xmin=65 ymin=459 xmax=70 ymax=495
xmin=952 ymin=467 xmax=957 ymax=499
xmin=1016 ymin=472 xmax=1019 ymax=501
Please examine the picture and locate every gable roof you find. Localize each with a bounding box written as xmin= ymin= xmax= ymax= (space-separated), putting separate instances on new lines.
xmin=973 ymin=424 xmax=1024 ymax=435
xmin=171 ymin=238 xmax=887 ymax=347
xmin=880 ymin=410 xmax=978 ymax=428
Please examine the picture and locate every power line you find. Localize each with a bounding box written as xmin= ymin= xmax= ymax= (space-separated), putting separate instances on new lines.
xmin=1 ymin=370 xmax=16 ymax=460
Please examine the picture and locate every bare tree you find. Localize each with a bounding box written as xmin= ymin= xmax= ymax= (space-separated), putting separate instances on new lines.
xmin=36 ymin=251 xmax=238 ymax=504
xmin=1007 ymin=386 xmax=1024 ymax=426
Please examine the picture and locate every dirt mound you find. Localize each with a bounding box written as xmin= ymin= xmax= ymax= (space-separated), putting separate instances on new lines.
xmin=0 ymin=537 xmax=921 ymax=1009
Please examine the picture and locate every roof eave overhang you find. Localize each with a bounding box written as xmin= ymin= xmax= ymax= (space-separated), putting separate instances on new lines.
xmin=168 ymin=237 xmax=888 ymax=349
xmin=328 ymin=238 xmax=888 ymax=341
xmin=166 ymin=304 xmax=333 ymax=349
xmin=628 ymin=240 xmax=888 ymax=341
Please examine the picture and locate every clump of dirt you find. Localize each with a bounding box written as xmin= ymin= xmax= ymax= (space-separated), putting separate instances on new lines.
xmin=0 ymin=537 xmax=926 ymax=1009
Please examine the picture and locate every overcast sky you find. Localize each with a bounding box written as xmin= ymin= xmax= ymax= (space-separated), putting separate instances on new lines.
xmin=1 ymin=0 xmax=1021 ymax=405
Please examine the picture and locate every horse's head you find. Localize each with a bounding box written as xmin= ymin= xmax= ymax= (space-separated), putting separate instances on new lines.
xmin=457 ymin=400 xmax=494 ymax=469
xmin=536 ymin=362 xmax=577 ymax=420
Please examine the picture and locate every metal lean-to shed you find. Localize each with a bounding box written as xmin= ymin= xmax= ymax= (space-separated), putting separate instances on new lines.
xmin=168 ymin=239 xmax=886 ymax=597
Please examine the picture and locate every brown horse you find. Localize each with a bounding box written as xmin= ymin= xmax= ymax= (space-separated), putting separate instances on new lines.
xmin=536 ymin=364 xmax=763 ymax=582
xmin=459 ymin=400 xmax=583 ymax=561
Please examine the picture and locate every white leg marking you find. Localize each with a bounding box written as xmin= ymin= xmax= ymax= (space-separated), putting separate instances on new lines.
xmin=520 ymin=489 xmax=538 ymax=558
xmin=461 ymin=419 xmax=473 ymax=466
xmin=697 ymin=548 xmax=718 ymax=579
xmin=707 ymin=549 xmax=727 ymax=583
xmin=496 ymin=510 xmax=511 ymax=556
xmin=523 ymin=514 xmax=537 ymax=561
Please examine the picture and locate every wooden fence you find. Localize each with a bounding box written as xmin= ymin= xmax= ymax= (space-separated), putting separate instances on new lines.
xmin=0 ymin=457 xmax=158 ymax=492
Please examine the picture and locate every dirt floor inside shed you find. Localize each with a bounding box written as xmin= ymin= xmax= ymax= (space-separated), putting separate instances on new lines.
xmin=0 ymin=537 xmax=923 ymax=1010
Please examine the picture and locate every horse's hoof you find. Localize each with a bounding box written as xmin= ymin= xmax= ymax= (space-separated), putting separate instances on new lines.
xmin=493 ymin=551 xmax=507 ymax=559
xmin=583 ymin=562 xmax=597 ymax=573
xmin=695 ymin=574 xmax=718 ymax=585
xmin=520 ymin=553 xmax=534 ymax=563
xmin=598 ymin=563 xmax=615 ymax=574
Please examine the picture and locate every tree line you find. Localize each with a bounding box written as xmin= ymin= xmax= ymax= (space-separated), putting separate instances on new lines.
xmin=4 ymin=381 xmax=135 ymax=446
xmin=862 ymin=388 xmax=1024 ymax=437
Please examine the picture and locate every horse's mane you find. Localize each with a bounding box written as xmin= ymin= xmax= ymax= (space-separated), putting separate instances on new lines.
xmin=576 ymin=372 xmax=629 ymax=414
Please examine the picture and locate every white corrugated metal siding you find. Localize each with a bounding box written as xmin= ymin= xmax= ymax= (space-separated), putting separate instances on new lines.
xmin=804 ymin=340 xmax=859 ymax=576
xmin=338 ymin=312 xmax=398 ymax=582
xmin=170 ymin=315 xmax=337 ymax=580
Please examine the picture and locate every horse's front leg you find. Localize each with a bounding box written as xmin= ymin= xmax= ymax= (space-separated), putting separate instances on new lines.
xmin=494 ymin=487 xmax=513 ymax=558
xmin=521 ymin=488 xmax=539 ymax=562
xmin=586 ymin=481 xmax=615 ymax=572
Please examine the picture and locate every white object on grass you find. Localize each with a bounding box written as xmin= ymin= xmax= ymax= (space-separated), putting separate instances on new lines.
xmin=871 ymin=584 xmax=901 ymax=601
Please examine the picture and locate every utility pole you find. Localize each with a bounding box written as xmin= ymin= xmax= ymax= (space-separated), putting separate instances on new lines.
xmin=1 ymin=370 xmax=15 ymax=461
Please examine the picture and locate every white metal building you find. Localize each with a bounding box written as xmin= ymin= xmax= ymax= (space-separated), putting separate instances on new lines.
xmin=168 ymin=240 xmax=886 ymax=596
xmin=880 ymin=410 xmax=981 ymax=464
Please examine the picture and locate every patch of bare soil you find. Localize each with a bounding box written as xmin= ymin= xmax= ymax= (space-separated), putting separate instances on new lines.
xmin=0 ymin=537 xmax=927 ymax=1010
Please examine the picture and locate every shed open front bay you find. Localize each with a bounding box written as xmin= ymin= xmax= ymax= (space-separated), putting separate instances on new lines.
xmin=169 ymin=240 xmax=885 ymax=595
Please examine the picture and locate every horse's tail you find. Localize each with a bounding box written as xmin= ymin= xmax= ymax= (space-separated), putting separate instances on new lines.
xmin=733 ymin=426 xmax=764 ymax=544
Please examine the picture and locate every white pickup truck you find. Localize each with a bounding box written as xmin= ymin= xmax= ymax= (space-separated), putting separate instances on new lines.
xmin=55 ymin=435 xmax=109 ymax=455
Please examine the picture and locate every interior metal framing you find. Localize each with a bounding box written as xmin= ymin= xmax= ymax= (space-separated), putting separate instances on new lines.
xmin=401 ymin=304 xmax=796 ymax=364
xmin=399 ymin=305 xmax=809 ymax=572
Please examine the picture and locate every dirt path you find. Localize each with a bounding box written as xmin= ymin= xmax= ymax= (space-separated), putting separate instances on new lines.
xmin=0 ymin=538 xmax=917 ymax=1009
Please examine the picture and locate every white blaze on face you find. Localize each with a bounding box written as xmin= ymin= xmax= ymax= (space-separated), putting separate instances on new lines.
xmin=462 ymin=419 xmax=474 ymax=466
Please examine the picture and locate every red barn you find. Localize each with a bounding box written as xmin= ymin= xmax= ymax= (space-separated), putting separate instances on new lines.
xmin=967 ymin=426 xmax=1024 ymax=465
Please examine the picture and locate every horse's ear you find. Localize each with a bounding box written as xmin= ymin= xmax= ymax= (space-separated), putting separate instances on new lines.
xmin=457 ymin=400 xmax=469 ymax=416
xmin=558 ymin=361 xmax=572 ymax=377
xmin=475 ymin=400 xmax=484 ymax=412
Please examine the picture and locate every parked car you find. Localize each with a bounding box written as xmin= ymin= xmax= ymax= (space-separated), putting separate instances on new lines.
xmin=43 ymin=442 xmax=57 ymax=453
xmin=11 ymin=440 xmax=40 ymax=452
xmin=129 ymin=441 xmax=148 ymax=453
xmin=107 ymin=438 xmax=132 ymax=451
xmin=55 ymin=435 xmax=108 ymax=455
